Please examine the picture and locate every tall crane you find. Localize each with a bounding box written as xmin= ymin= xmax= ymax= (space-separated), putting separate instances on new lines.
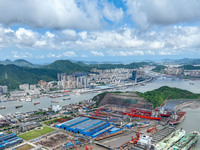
xmin=130 ymin=102 xmax=144 ymax=114
xmin=67 ymin=138 xmax=78 ymax=150
xmin=161 ymin=95 xmax=170 ymax=107
xmin=155 ymin=95 xmax=170 ymax=111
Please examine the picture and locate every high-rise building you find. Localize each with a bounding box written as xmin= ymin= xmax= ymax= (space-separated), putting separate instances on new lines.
xmin=131 ymin=70 xmax=137 ymax=82
xmin=19 ymin=84 xmax=29 ymax=91
xmin=0 ymin=86 xmax=8 ymax=94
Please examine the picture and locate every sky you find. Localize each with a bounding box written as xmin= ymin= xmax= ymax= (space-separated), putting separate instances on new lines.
xmin=1 ymin=0 xmax=200 ymax=63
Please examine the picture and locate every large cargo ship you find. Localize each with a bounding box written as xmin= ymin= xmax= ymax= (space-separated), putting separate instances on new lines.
xmin=50 ymin=94 xmax=70 ymax=98
xmin=135 ymin=108 xmax=171 ymax=117
xmin=123 ymin=110 xmax=161 ymax=120
xmin=169 ymin=111 xmax=186 ymax=125
xmin=171 ymin=131 xmax=199 ymax=150
xmin=155 ymin=129 xmax=186 ymax=150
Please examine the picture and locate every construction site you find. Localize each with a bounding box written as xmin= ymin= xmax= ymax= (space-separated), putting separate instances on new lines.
xmin=18 ymin=93 xmax=197 ymax=150
xmin=52 ymin=97 xmax=184 ymax=150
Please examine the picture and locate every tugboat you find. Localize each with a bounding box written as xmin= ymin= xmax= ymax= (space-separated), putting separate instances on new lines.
xmin=0 ymin=106 xmax=6 ymax=109
xmin=34 ymin=101 xmax=40 ymax=105
xmin=51 ymin=101 xmax=59 ymax=103
xmin=63 ymin=98 xmax=71 ymax=100
xmin=15 ymin=105 xmax=23 ymax=109
xmin=171 ymin=131 xmax=199 ymax=150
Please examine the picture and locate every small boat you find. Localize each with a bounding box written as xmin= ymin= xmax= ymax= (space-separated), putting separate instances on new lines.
xmin=63 ymin=98 xmax=71 ymax=100
xmin=0 ymin=106 xmax=6 ymax=109
xmin=50 ymin=95 xmax=59 ymax=98
xmin=34 ymin=101 xmax=40 ymax=105
xmin=51 ymin=101 xmax=59 ymax=103
xmin=19 ymin=98 xmax=26 ymax=101
xmin=15 ymin=105 xmax=23 ymax=109
xmin=25 ymin=97 xmax=32 ymax=102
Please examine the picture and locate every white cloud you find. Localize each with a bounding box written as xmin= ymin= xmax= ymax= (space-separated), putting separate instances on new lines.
xmin=81 ymin=54 xmax=88 ymax=58
xmin=145 ymin=50 xmax=155 ymax=55
xmin=91 ymin=51 xmax=104 ymax=56
xmin=108 ymin=50 xmax=144 ymax=56
xmin=158 ymin=50 xmax=180 ymax=55
xmin=47 ymin=53 xmax=61 ymax=58
xmin=126 ymin=0 xmax=200 ymax=29
xmin=0 ymin=0 xmax=124 ymax=30
xmin=12 ymin=51 xmax=33 ymax=59
xmin=1 ymin=24 xmax=200 ymax=58
xmin=63 ymin=51 xmax=77 ymax=57
xmin=102 ymin=1 xmax=124 ymax=23
xmin=45 ymin=31 xmax=55 ymax=38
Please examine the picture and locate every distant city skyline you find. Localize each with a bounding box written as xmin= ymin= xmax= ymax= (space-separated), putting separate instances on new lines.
xmin=0 ymin=0 xmax=200 ymax=63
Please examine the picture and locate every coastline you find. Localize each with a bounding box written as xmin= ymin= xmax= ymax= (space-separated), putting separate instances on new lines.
xmin=174 ymin=99 xmax=200 ymax=111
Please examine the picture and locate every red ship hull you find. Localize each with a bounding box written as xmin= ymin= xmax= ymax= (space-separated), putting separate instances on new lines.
xmin=160 ymin=113 xmax=170 ymax=117
xmin=134 ymin=109 xmax=170 ymax=117
xmin=169 ymin=112 xmax=186 ymax=125
xmin=50 ymin=96 xmax=59 ymax=98
xmin=123 ymin=112 xmax=161 ymax=120
xmin=34 ymin=102 xmax=40 ymax=105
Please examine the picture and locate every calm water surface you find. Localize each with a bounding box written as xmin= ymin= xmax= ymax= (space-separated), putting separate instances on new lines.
xmin=0 ymin=78 xmax=200 ymax=148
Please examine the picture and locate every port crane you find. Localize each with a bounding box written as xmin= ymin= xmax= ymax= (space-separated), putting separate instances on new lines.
xmin=130 ymin=102 xmax=144 ymax=114
xmin=155 ymin=95 xmax=170 ymax=111
xmin=67 ymin=138 xmax=93 ymax=150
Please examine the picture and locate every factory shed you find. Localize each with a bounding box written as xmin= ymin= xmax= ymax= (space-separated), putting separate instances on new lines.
xmin=56 ymin=117 xmax=110 ymax=137
xmin=0 ymin=133 xmax=23 ymax=149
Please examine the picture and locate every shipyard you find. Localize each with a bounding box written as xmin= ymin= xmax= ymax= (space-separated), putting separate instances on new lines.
xmin=1 ymin=81 xmax=200 ymax=150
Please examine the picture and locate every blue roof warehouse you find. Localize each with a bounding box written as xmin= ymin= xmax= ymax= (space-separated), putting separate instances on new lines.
xmin=56 ymin=117 xmax=112 ymax=137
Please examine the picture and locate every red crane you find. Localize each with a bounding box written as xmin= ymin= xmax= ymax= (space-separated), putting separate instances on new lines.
xmin=155 ymin=95 xmax=170 ymax=111
xmin=147 ymin=125 xmax=157 ymax=133
xmin=67 ymin=138 xmax=78 ymax=150
xmin=161 ymin=95 xmax=170 ymax=107
xmin=130 ymin=102 xmax=144 ymax=114
xmin=85 ymin=145 xmax=93 ymax=150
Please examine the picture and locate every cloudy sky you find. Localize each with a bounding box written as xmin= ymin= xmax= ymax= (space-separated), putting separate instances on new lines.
xmin=1 ymin=0 xmax=200 ymax=63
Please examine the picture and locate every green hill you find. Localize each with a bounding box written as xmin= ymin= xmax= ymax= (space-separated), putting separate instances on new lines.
xmin=152 ymin=65 xmax=167 ymax=73
xmin=0 ymin=59 xmax=40 ymax=68
xmin=0 ymin=64 xmax=58 ymax=90
xmin=180 ymin=65 xmax=200 ymax=70
xmin=44 ymin=60 xmax=89 ymax=73
xmin=137 ymin=86 xmax=200 ymax=108
xmin=90 ymin=62 xmax=148 ymax=70
xmin=92 ymin=86 xmax=200 ymax=108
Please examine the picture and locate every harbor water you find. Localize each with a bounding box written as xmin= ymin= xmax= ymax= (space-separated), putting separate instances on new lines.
xmin=0 ymin=77 xmax=200 ymax=148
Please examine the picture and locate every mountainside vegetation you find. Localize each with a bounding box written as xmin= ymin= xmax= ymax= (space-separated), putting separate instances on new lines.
xmin=152 ymin=65 xmax=167 ymax=73
xmin=180 ymin=65 xmax=200 ymax=70
xmin=137 ymin=86 xmax=200 ymax=108
xmin=0 ymin=64 xmax=58 ymax=90
xmin=44 ymin=60 xmax=90 ymax=73
xmin=0 ymin=59 xmax=150 ymax=90
xmin=89 ymin=62 xmax=149 ymax=70
xmin=0 ymin=59 xmax=41 ymax=68
xmin=92 ymin=86 xmax=200 ymax=108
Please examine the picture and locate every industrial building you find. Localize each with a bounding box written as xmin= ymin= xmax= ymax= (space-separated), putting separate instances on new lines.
xmin=56 ymin=117 xmax=111 ymax=137
xmin=19 ymin=121 xmax=41 ymax=132
xmin=0 ymin=133 xmax=23 ymax=149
